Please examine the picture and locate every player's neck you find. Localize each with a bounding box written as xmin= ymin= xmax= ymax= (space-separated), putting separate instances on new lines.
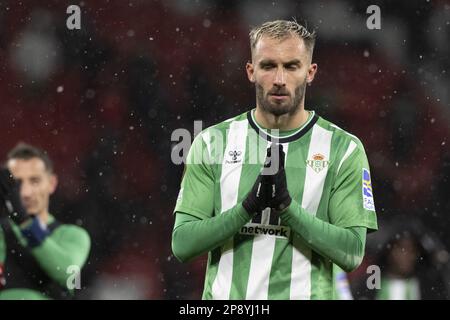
xmin=254 ymin=105 xmax=309 ymax=131
xmin=36 ymin=211 xmax=49 ymax=225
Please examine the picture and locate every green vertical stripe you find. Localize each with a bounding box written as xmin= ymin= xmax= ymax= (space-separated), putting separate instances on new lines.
xmin=204 ymin=119 xmax=234 ymax=298
xmin=406 ymin=280 xmax=412 ymax=300
xmin=229 ymin=234 xmax=253 ymax=299
xmin=310 ymin=255 xmax=333 ymax=299
xmin=268 ymin=238 xmax=292 ymax=299
xmin=311 ymin=124 xmax=343 ymax=299
xmin=377 ymin=279 xmax=389 ymax=300
xmin=295 ymin=129 xmax=314 ymax=300
xmin=202 ymin=248 xmax=222 ymax=299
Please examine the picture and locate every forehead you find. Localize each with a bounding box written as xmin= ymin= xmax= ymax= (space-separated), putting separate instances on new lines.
xmin=253 ymin=35 xmax=307 ymax=62
xmin=7 ymin=158 xmax=47 ymax=176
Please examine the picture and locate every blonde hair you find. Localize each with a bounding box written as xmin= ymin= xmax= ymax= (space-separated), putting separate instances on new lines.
xmin=249 ymin=19 xmax=316 ymax=56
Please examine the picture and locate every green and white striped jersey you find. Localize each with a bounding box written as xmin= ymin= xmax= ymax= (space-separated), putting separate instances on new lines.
xmin=174 ymin=109 xmax=378 ymax=300
xmin=377 ymin=277 xmax=421 ymax=300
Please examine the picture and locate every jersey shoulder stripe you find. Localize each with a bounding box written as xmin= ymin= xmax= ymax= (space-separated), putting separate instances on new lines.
xmin=314 ymin=117 xmax=368 ymax=176
xmin=200 ymin=111 xmax=248 ymax=136
xmin=316 ymin=117 xmax=366 ymax=150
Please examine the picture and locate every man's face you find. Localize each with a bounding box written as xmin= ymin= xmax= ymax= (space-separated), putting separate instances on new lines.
xmin=7 ymin=158 xmax=57 ymax=216
xmin=246 ymin=35 xmax=317 ymax=116
xmin=388 ymin=237 xmax=419 ymax=277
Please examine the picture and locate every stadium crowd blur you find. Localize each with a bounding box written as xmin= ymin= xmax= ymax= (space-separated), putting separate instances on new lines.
xmin=0 ymin=0 xmax=449 ymax=299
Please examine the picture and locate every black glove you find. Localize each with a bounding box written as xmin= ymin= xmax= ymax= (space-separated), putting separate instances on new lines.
xmin=242 ymin=147 xmax=273 ymax=215
xmin=242 ymin=174 xmax=269 ymax=216
xmin=265 ymin=144 xmax=292 ymax=213
xmin=0 ymin=168 xmax=31 ymax=225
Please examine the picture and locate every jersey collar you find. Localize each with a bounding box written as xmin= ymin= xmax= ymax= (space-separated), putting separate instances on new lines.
xmin=247 ymin=108 xmax=318 ymax=143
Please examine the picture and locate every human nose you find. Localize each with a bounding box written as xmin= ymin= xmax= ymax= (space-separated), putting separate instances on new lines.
xmin=20 ymin=181 xmax=33 ymax=199
xmin=273 ymin=66 xmax=286 ymax=87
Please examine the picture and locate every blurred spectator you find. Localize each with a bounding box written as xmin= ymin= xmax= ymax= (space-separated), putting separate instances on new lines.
xmin=377 ymin=232 xmax=421 ymax=299
xmin=10 ymin=9 xmax=61 ymax=86
xmin=353 ymin=217 xmax=450 ymax=300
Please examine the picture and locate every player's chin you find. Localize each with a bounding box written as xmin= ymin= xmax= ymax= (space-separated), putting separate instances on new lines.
xmin=25 ymin=206 xmax=37 ymax=215
xmin=266 ymin=102 xmax=292 ymax=116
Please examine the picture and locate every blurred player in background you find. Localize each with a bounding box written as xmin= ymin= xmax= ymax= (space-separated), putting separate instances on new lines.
xmin=0 ymin=143 xmax=91 ymax=299
xmin=172 ymin=19 xmax=377 ymax=299
xmin=377 ymin=233 xmax=421 ymax=299
xmin=375 ymin=219 xmax=449 ymax=300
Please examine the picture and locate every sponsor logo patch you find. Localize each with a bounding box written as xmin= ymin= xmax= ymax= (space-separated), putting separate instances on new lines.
xmin=362 ymin=168 xmax=375 ymax=211
xmin=225 ymin=150 xmax=242 ymax=164
xmin=240 ymin=223 xmax=290 ymax=239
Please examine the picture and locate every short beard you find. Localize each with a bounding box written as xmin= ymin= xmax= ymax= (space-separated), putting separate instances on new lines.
xmin=256 ymin=79 xmax=307 ymax=117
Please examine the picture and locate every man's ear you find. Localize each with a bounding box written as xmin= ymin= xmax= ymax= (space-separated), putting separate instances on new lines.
xmin=246 ymin=61 xmax=255 ymax=83
xmin=49 ymin=174 xmax=58 ymax=195
xmin=306 ymin=63 xmax=318 ymax=84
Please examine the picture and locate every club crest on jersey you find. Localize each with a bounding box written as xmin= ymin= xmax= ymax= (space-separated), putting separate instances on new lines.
xmin=306 ymin=153 xmax=330 ymax=173
xmin=226 ymin=150 xmax=242 ymax=164
xmin=362 ymin=168 xmax=375 ymax=211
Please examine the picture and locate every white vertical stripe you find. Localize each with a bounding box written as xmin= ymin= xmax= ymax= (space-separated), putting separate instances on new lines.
xmin=211 ymin=240 xmax=234 ymax=299
xmin=201 ymin=131 xmax=212 ymax=161
xmin=302 ymin=126 xmax=333 ymax=215
xmin=290 ymin=125 xmax=333 ymax=300
xmin=389 ymin=279 xmax=421 ymax=300
xmin=390 ymin=280 xmax=407 ymax=300
xmin=337 ymin=141 xmax=357 ymax=174
xmin=261 ymin=207 xmax=271 ymax=225
xmin=245 ymin=142 xmax=289 ymax=299
xmin=219 ymin=120 xmax=248 ymax=212
xmin=245 ymin=234 xmax=276 ymax=299
xmin=330 ymin=124 xmax=358 ymax=140
xmin=289 ymin=240 xmax=312 ymax=300
xmin=212 ymin=119 xmax=248 ymax=300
